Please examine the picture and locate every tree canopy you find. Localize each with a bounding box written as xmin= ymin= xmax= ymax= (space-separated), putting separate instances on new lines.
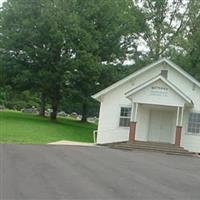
xmin=0 ymin=0 xmax=200 ymax=121
xmin=0 ymin=0 xmax=146 ymax=120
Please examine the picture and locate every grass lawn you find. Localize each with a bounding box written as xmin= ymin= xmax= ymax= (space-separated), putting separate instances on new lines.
xmin=0 ymin=111 xmax=97 ymax=144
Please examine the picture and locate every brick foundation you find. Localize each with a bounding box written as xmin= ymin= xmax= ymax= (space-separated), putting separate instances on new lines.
xmin=129 ymin=122 xmax=137 ymax=143
xmin=175 ymin=126 xmax=182 ymax=146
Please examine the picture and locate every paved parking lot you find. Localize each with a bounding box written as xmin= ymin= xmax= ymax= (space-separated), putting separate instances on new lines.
xmin=0 ymin=144 xmax=200 ymax=200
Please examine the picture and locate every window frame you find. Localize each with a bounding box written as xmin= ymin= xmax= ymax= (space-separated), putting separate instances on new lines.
xmin=119 ymin=106 xmax=132 ymax=128
xmin=161 ymin=69 xmax=168 ymax=79
xmin=187 ymin=112 xmax=200 ymax=136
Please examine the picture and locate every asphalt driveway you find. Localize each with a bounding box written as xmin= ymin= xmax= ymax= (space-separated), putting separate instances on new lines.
xmin=0 ymin=144 xmax=200 ymax=200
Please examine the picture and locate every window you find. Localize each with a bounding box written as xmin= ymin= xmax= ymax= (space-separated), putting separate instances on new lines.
xmin=187 ymin=113 xmax=200 ymax=135
xmin=161 ymin=70 xmax=168 ymax=79
xmin=119 ymin=107 xmax=131 ymax=127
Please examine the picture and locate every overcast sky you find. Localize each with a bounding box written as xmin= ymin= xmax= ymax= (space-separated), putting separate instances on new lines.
xmin=0 ymin=0 xmax=5 ymax=6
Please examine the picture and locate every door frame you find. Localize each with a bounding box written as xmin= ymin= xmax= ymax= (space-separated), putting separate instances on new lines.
xmin=147 ymin=109 xmax=175 ymax=143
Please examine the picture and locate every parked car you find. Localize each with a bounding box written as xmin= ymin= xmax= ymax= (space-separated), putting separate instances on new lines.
xmin=88 ymin=116 xmax=98 ymax=124
xmin=58 ymin=111 xmax=67 ymax=117
xmin=70 ymin=112 xmax=78 ymax=118
xmin=0 ymin=105 xmax=5 ymax=110
xmin=21 ymin=107 xmax=37 ymax=113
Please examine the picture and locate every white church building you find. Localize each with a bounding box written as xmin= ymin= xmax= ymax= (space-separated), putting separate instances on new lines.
xmin=92 ymin=58 xmax=200 ymax=153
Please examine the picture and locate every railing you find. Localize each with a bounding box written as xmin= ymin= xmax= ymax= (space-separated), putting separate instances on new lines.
xmin=93 ymin=130 xmax=98 ymax=144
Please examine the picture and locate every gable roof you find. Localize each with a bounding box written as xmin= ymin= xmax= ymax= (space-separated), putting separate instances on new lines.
xmin=125 ymin=75 xmax=193 ymax=105
xmin=92 ymin=58 xmax=200 ymax=101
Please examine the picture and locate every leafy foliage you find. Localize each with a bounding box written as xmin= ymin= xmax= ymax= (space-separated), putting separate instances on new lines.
xmin=1 ymin=0 xmax=200 ymax=122
xmin=0 ymin=0 xmax=146 ymax=120
xmin=135 ymin=0 xmax=189 ymax=60
xmin=169 ymin=0 xmax=200 ymax=81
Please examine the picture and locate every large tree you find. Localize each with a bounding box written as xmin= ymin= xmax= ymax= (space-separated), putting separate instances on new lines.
xmin=0 ymin=0 xmax=76 ymax=120
xmin=134 ymin=0 xmax=189 ymax=60
xmin=68 ymin=0 xmax=146 ymax=121
xmin=0 ymin=0 xmax=146 ymax=121
xmin=0 ymin=0 xmax=46 ymax=114
xmin=170 ymin=0 xmax=200 ymax=81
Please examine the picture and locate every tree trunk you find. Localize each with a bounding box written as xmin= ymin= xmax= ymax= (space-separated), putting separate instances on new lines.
xmin=39 ymin=93 xmax=46 ymax=117
xmin=81 ymin=101 xmax=87 ymax=122
xmin=50 ymin=99 xmax=58 ymax=121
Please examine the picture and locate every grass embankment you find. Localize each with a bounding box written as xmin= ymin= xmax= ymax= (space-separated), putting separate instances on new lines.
xmin=0 ymin=111 xmax=97 ymax=144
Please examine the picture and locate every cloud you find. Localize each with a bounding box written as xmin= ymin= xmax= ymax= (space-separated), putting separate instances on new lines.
xmin=0 ymin=0 xmax=6 ymax=6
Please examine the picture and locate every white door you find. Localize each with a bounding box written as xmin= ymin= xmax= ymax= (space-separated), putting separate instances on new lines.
xmin=148 ymin=110 xmax=174 ymax=143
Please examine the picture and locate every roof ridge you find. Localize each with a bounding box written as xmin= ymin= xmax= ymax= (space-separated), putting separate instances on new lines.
xmin=92 ymin=58 xmax=200 ymax=101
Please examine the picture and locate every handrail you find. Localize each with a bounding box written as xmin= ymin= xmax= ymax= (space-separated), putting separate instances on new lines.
xmin=93 ymin=130 xmax=98 ymax=144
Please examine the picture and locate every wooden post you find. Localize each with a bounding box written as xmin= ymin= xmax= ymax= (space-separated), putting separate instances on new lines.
xmin=180 ymin=107 xmax=184 ymax=126
xmin=134 ymin=103 xmax=138 ymax=122
xmin=176 ymin=107 xmax=180 ymax=126
xmin=130 ymin=102 xmax=135 ymax=122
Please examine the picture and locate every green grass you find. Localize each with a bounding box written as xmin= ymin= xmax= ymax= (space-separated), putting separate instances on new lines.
xmin=0 ymin=111 xmax=97 ymax=144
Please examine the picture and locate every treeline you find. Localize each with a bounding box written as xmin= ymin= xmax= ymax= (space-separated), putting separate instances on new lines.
xmin=0 ymin=0 xmax=200 ymax=121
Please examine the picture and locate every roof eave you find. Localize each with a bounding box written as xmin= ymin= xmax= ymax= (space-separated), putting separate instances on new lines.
xmin=125 ymin=76 xmax=193 ymax=105
xmin=92 ymin=58 xmax=166 ymax=99
xmin=92 ymin=58 xmax=200 ymax=101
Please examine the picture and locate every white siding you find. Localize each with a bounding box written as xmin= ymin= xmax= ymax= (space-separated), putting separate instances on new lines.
xmin=181 ymin=109 xmax=200 ymax=152
xmin=97 ymin=82 xmax=131 ymax=144
xmin=131 ymin=80 xmax=186 ymax=107
xmin=96 ymin=62 xmax=200 ymax=152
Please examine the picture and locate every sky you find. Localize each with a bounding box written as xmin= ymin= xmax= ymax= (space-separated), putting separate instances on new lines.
xmin=0 ymin=0 xmax=5 ymax=6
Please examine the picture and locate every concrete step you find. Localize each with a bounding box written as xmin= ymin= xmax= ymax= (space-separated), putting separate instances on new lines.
xmin=111 ymin=145 xmax=190 ymax=153
xmin=109 ymin=141 xmax=182 ymax=148
xmin=111 ymin=144 xmax=188 ymax=151
xmin=111 ymin=143 xmax=186 ymax=152
xmin=109 ymin=142 xmax=193 ymax=156
xmin=111 ymin=146 xmax=193 ymax=156
xmin=130 ymin=141 xmax=183 ymax=148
